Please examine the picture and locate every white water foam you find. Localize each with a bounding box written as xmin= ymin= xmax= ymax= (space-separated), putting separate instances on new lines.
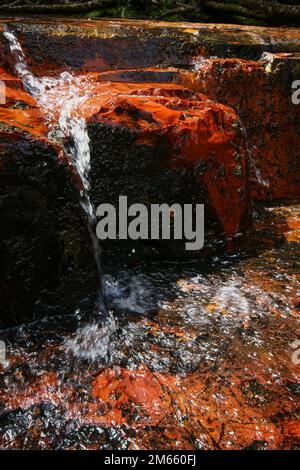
xmin=64 ymin=311 xmax=117 ymax=363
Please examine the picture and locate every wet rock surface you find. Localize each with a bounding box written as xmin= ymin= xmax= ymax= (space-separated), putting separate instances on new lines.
xmin=192 ymin=54 xmax=300 ymax=201
xmin=84 ymin=81 xmax=250 ymax=251
xmin=0 ymin=204 xmax=299 ymax=449
xmin=1 ymin=19 xmax=300 ymax=75
xmin=0 ymin=70 xmax=98 ymax=326
xmin=0 ymin=18 xmax=299 ymax=449
xmin=0 ymin=128 xmax=98 ymax=326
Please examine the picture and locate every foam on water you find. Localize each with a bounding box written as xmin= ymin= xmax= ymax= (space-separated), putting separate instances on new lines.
xmin=64 ymin=312 xmax=117 ymax=363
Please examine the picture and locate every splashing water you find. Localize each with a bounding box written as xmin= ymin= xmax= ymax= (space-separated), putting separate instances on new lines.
xmin=64 ymin=311 xmax=117 ymax=363
xmin=3 ymin=26 xmax=114 ymax=359
xmin=3 ymin=27 xmax=94 ymax=215
xmin=192 ymin=56 xmax=219 ymax=73
xmin=212 ymin=280 xmax=250 ymax=320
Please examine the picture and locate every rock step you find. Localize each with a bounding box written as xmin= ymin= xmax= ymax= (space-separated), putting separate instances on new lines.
xmin=1 ymin=19 xmax=300 ymax=325
xmin=1 ymin=20 xmax=300 ymax=75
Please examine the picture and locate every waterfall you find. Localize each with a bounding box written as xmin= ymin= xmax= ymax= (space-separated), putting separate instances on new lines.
xmin=3 ymin=28 xmax=96 ymax=206
xmin=3 ymin=26 xmax=117 ymax=360
xmin=3 ymin=26 xmax=104 ymax=285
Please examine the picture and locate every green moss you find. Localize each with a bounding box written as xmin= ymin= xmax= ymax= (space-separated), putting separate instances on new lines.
xmin=84 ymin=9 xmax=105 ymax=18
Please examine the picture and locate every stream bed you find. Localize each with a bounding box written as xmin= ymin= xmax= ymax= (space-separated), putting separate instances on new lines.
xmin=0 ymin=18 xmax=300 ymax=450
xmin=0 ymin=205 xmax=299 ymax=450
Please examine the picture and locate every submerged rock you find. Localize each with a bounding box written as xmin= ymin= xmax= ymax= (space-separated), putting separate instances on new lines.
xmin=0 ymin=204 xmax=299 ymax=449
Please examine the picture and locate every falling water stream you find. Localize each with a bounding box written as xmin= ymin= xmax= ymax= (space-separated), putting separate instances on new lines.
xmin=3 ymin=27 xmax=98 ymax=254
xmin=3 ymin=26 xmax=115 ymax=359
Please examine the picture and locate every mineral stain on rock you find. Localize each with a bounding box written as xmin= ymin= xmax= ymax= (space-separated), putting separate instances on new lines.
xmin=0 ymin=18 xmax=299 ymax=450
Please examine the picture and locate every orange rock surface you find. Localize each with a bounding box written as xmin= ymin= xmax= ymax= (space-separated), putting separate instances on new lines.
xmin=0 ymin=195 xmax=299 ymax=450
xmin=0 ymin=70 xmax=251 ymax=240
xmin=193 ymin=55 xmax=300 ymax=202
xmin=0 ymin=19 xmax=300 ymax=450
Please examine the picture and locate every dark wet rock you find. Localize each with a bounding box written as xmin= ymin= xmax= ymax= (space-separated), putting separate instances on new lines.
xmin=245 ymin=440 xmax=269 ymax=450
xmin=0 ymin=204 xmax=299 ymax=449
xmin=1 ymin=20 xmax=300 ymax=75
xmin=241 ymin=378 xmax=272 ymax=406
xmin=0 ymin=130 xmax=98 ymax=326
xmin=285 ymin=380 xmax=300 ymax=397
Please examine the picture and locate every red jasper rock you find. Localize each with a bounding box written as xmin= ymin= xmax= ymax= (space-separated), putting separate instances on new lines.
xmin=2 ymin=20 xmax=300 ymax=76
xmin=92 ymin=365 xmax=171 ymax=426
xmin=193 ymin=55 xmax=300 ymax=202
xmin=1 ymin=17 xmax=300 ymax=322
xmin=66 ymin=80 xmax=250 ymax=243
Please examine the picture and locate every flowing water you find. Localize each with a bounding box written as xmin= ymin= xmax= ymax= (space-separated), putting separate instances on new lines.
xmin=3 ymin=26 xmax=103 ymax=266
xmin=0 ymin=28 xmax=299 ymax=450
xmin=0 ymin=203 xmax=299 ymax=449
xmin=3 ymin=26 xmax=113 ymax=347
